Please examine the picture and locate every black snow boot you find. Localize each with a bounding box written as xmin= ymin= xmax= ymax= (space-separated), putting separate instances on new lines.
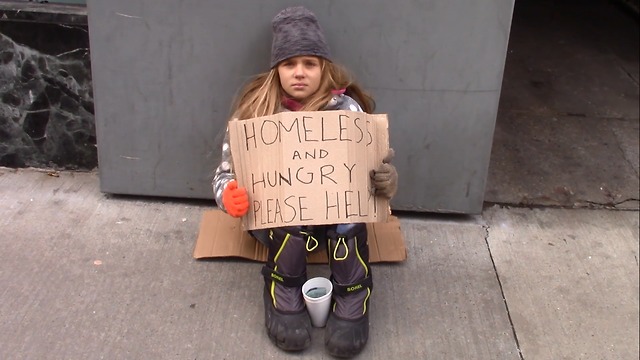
xmin=261 ymin=227 xmax=312 ymax=352
xmin=325 ymin=223 xmax=372 ymax=358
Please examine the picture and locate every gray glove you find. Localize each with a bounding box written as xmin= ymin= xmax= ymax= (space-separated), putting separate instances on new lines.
xmin=370 ymin=148 xmax=398 ymax=199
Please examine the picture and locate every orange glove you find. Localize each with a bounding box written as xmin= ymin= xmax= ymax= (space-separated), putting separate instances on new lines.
xmin=222 ymin=180 xmax=249 ymax=217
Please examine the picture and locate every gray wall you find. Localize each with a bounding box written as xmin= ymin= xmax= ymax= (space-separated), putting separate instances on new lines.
xmin=87 ymin=0 xmax=515 ymax=214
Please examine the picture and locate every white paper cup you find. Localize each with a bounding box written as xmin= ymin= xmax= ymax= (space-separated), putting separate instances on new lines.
xmin=302 ymin=277 xmax=333 ymax=327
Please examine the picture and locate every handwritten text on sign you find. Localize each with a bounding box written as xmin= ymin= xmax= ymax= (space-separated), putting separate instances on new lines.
xmin=228 ymin=110 xmax=389 ymax=230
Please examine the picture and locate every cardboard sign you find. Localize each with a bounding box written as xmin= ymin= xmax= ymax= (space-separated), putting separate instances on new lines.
xmin=228 ymin=110 xmax=390 ymax=230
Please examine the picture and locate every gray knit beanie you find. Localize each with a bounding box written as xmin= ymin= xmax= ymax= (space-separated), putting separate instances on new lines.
xmin=270 ymin=6 xmax=331 ymax=68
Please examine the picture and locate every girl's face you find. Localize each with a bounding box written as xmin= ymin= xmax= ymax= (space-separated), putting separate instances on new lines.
xmin=277 ymin=56 xmax=322 ymax=101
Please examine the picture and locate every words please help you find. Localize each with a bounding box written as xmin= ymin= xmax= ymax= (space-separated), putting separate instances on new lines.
xmin=228 ymin=110 xmax=390 ymax=230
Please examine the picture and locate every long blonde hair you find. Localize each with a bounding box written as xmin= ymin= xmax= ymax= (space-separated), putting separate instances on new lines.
xmin=231 ymin=58 xmax=375 ymax=120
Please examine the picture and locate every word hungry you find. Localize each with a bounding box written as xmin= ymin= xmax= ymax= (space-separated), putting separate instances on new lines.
xmin=250 ymin=163 xmax=358 ymax=192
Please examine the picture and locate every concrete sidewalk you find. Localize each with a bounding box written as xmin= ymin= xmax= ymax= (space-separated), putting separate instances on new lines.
xmin=0 ymin=168 xmax=637 ymax=359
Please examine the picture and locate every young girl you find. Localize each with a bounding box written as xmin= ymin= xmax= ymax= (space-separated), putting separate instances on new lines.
xmin=212 ymin=6 xmax=398 ymax=358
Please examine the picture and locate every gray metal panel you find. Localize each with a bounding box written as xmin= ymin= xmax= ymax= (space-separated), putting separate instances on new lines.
xmin=87 ymin=0 xmax=514 ymax=213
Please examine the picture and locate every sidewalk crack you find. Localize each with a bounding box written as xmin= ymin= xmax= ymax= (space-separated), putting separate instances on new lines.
xmin=484 ymin=224 xmax=525 ymax=360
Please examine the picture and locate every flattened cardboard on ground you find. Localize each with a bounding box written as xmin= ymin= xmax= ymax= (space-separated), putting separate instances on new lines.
xmin=193 ymin=209 xmax=406 ymax=263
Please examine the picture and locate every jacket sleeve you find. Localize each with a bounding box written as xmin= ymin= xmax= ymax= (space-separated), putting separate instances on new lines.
xmin=212 ymin=127 xmax=235 ymax=213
